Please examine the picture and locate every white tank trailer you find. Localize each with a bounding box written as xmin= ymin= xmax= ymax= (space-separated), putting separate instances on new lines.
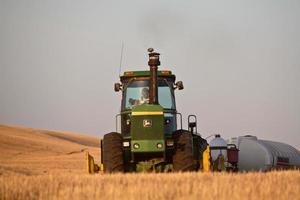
xmin=227 ymin=135 xmax=300 ymax=171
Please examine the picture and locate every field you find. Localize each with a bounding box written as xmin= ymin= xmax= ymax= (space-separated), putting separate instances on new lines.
xmin=0 ymin=125 xmax=100 ymax=175
xmin=0 ymin=125 xmax=299 ymax=200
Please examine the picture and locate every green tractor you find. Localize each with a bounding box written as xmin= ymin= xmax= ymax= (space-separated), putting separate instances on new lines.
xmin=87 ymin=48 xmax=211 ymax=173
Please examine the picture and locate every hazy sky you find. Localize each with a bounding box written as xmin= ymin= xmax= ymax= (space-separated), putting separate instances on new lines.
xmin=0 ymin=0 xmax=299 ymax=147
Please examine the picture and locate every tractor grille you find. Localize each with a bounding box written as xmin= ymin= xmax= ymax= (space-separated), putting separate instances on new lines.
xmin=133 ymin=152 xmax=164 ymax=162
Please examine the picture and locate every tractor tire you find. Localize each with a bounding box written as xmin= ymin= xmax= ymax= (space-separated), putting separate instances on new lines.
xmin=172 ymin=130 xmax=196 ymax=172
xmin=102 ymin=132 xmax=124 ymax=173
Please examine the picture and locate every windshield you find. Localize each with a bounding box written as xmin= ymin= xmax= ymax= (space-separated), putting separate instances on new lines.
xmin=123 ymin=79 xmax=175 ymax=110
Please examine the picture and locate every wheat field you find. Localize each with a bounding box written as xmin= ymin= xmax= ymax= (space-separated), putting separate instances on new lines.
xmin=1 ymin=171 xmax=299 ymax=200
xmin=0 ymin=125 xmax=299 ymax=200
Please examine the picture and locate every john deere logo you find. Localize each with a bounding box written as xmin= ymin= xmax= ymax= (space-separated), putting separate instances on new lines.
xmin=143 ymin=119 xmax=152 ymax=127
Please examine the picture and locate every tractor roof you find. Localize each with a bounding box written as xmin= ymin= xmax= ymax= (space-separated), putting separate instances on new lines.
xmin=121 ymin=70 xmax=175 ymax=79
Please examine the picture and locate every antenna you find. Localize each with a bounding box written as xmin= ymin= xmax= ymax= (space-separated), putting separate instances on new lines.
xmin=118 ymin=42 xmax=124 ymax=77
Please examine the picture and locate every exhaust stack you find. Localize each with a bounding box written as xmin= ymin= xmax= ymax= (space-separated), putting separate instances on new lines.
xmin=147 ymin=48 xmax=160 ymax=105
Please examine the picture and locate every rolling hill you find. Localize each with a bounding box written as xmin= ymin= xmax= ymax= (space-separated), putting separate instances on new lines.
xmin=0 ymin=125 xmax=100 ymax=175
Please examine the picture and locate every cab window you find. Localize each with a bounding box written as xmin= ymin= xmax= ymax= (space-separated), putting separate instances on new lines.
xmin=123 ymin=79 xmax=175 ymax=110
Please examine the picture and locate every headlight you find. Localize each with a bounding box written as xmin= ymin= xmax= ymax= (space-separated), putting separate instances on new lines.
xmin=166 ymin=140 xmax=174 ymax=147
xmin=133 ymin=143 xmax=140 ymax=149
xmin=157 ymin=143 xmax=163 ymax=149
xmin=123 ymin=141 xmax=130 ymax=147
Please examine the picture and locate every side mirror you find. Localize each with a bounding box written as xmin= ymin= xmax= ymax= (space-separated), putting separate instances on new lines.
xmin=114 ymin=83 xmax=122 ymax=92
xmin=175 ymin=81 xmax=184 ymax=90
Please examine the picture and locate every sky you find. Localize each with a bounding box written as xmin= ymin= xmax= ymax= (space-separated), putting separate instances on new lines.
xmin=0 ymin=0 xmax=299 ymax=147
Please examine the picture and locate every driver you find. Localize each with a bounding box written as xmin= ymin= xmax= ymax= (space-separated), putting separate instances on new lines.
xmin=129 ymin=87 xmax=149 ymax=106
xmin=140 ymin=87 xmax=149 ymax=104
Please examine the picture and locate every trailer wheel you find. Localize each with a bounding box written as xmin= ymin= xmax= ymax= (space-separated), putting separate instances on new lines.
xmin=103 ymin=132 xmax=124 ymax=173
xmin=173 ymin=130 xmax=196 ymax=171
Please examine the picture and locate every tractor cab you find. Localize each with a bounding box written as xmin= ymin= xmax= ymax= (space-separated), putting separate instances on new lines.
xmin=116 ymin=71 xmax=182 ymax=137
xmin=120 ymin=72 xmax=176 ymax=111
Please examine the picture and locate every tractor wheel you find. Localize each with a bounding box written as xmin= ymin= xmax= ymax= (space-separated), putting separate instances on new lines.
xmin=173 ymin=130 xmax=196 ymax=171
xmin=102 ymin=132 xmax=124 ymax=173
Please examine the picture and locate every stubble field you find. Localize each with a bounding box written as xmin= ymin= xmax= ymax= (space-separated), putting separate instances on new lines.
xmin=0 ymin=125 xmax=299 ymax=200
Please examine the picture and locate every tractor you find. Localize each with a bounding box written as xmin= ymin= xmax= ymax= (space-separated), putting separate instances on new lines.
xmin=86 ymin=48 xmax=211 ymax=173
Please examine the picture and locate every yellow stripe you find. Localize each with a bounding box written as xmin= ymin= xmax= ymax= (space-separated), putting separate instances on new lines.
xmin=132 ymin=111 xmax=163 ymax=116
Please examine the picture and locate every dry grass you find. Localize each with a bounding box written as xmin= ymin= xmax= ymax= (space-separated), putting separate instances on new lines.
xmin=0 ymin=124 xmax=100 ymax=175
xmin=0 ymin=125 xmax=299 ymax=200
xmin=0 ymin=171 xmax=299 ymax=200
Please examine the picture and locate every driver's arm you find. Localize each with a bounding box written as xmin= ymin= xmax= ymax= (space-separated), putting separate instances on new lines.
xmin=129 ymin=98 xmax=139 ymax=106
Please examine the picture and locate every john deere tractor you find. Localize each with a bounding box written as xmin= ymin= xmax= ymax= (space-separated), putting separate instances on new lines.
xmin=87 ymin=48 xmax=211 ymax=173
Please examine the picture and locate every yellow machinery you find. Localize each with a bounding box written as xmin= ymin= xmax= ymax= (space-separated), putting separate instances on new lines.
xmin=85 ymin=152 xmax=101 ymax=174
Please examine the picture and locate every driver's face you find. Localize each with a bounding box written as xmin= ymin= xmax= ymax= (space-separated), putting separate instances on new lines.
xmin=142 ymin=88 xmax=149 ymax=98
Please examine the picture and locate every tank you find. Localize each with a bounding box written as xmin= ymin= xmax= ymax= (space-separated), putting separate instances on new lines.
xmin=209 ymin=134 xmax=227 ymax=162
xmin=227 ymin=135 xmax=300 ymax=171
